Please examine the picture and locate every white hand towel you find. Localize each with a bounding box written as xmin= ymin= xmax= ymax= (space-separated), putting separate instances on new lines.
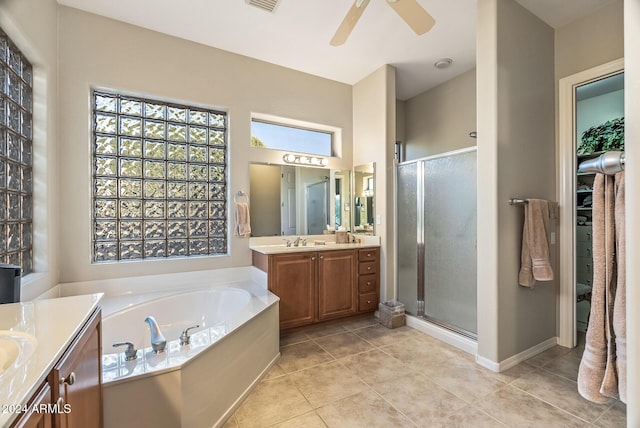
xmin=235 ymin=202 xmax=251 ymax=237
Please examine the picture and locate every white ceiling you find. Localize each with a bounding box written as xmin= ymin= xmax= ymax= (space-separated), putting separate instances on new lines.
xmin=56 ymin=0 xmax=614 ymax=101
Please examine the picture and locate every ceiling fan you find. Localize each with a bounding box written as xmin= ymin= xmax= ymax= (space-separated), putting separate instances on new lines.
xmin=330 ymin=0 xmax=436 ymax=46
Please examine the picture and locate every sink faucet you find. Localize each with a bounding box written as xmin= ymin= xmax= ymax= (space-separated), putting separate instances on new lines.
xmin=144 ymin=316 xmax=167 ymax=353
xmin=293 ymin=236 xmax=301 ymax=247
xmin=282 ymin=238 xmax=292 ymax=247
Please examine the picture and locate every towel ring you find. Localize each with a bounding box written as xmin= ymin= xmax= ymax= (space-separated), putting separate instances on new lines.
xmin=234 ymin=191 xmax=249 ymax=205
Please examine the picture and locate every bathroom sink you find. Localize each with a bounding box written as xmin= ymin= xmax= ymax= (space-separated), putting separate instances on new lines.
xmin=0 ymin=331 xmax=37 ymax=375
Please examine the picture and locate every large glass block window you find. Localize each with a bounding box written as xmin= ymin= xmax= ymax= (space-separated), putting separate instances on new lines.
xmin=92 ymin=90 xmax=228 ymax=262
xmin=0 ymin=29 xmax=33 ymax=274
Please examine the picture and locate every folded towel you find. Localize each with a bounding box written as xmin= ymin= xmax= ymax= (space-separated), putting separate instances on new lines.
xmin=234 ymin=202 xmax=251 ymax=237
xmin=518 ymin=199 xmax=557 ymax=287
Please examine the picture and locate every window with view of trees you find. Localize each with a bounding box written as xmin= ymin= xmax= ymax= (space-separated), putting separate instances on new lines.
xmin=0 ymin=29 xmax=33 ymax=274
xmin=92 ymin=90 xmax=228 ymax=262
xmin=250 ymin=119 xmax=333 ymax=156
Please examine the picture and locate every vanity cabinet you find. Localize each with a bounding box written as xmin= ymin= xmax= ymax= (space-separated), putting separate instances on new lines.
xmin=254 ymin=247 xmax=379 ymax=330
xmin=10 ymin=308 xmax=103 ymax=428
xmin=50 ymin=308 xmax=102 ymax=428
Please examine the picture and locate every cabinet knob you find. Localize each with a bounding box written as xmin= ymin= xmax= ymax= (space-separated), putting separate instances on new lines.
xmin=367 ymin=266 xmax=371 ymax=270
xmin=320 ymin=255 xmax=324 ymax=259
xmin=60 ymin=372 xmax=76 ymax=386
xmin=587 ymin=232 xmax=591 ymax=240
xmin=367 ymin=300 xmax=371 ymax=304
xmin=311 ymin=257 xmax=315 ymax=261
xmin=367 ymin=253 xmax=371 ymax=257
xmin=367 ymin=281 xmax=371 ymax=286
xmin=587 ymin=248 xmax=591 ymax=255
xmin=56 ymin=397 xmax=65 ymax=408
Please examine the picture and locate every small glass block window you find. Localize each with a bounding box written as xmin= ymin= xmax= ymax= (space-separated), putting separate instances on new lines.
xmin=92 ymin=89 xmax=228 ymax=262
xmin=0 ymin=28 xmax=33 ymax=274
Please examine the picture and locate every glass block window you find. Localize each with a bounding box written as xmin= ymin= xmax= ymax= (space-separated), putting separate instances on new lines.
xmin=92 ymin=90 xmax=228 ymax=262
xmin=0 ymin=29 xmax=33 ymax=274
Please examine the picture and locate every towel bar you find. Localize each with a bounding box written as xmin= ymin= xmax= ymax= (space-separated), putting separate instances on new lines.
xmin=509 ymin=198 xmax=528 ymax=205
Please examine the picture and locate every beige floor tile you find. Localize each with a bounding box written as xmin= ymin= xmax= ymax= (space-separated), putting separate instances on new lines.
xmin=477 ymin=385 xmax=588 ymax=427
xmin=542 ymin=352 xmax=581 ymax=381
xmin=379 ymin=337 xmax=455 ymax=372
xmin=512 ymin=369 xmax=611 ymax=422
xmin=316 ymin=389 xmax=415 ymax=428
xmin=235 ymin=376 xmax=312 ymax=428
xmin=340 ymin=348 xmax=415 ymax=384
xmin=525 ymin=345 xmax=572 ymax=367
xmin=271 ymin=411 xmax=328 ymax=428
xmin=370 ymin=372 xmax=468 ymax=425
xmin=305 ymin=323 xmax=349 ymax=339
xmin=428 ymin=365 xmax=506 ymax=402
xmin=221 ymin=415 xmax=238 ymax=428
xmin=485 ymin=361 xmax=536 ymax=384
xmin=280 ymin=330 xmax=312 ymax=347
xmin=314 ymin=331 xmax=375 ymax=358
xmin=263 ymin=363 xmax=286 ymax=380
xmin=278 ymin=341 xmax=334 ymax=373
xmin=593 ymin=400 xmax=627 ymax=428
xmin=289 ymin=361 xmax=368 ymax=408
xmin=424 ymin=404 xmax=508 ymax=428
xmin=353 ymin=324 xmax=416 ymax=347
xmin=341 ymin=315 xmax=379 ymax=331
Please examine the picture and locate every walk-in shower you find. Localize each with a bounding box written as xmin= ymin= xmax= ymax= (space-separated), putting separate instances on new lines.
xmin=396 ymin=147 xmax=477 ymax=340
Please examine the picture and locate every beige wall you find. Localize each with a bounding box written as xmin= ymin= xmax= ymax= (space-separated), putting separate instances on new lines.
xmin=248 ymin=164 xmax=281 ymax=236
xmin=477 ymin=0 xmax=556 ymax=363
xmin=57 ymin=7 xmax=353 ymax=282
xmin=0 ymin=0 xmax=59 ymax=300
xmin=555 ymin=0 xmax=624 ymax=81
xmin=403 ymin=69 xmax=477 ymax=160
xmin=353 ymin=65 xmax=396 ymax=301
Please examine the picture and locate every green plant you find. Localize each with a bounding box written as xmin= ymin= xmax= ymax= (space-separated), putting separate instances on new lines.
xmin=579 ymin=117 xmax=625 ymax=155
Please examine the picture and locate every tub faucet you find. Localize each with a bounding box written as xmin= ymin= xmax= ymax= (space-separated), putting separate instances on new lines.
xmin=179 ymin=324 xmax=201 ymax=346
xmin=144 ymin=316 xmax=167 ymax=353
xmin=113 ymin=342 xmax=138 ymax=361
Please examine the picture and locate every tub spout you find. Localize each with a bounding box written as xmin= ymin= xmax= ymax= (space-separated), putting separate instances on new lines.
xmin=144 ymin=316 xmax=167 ymax=353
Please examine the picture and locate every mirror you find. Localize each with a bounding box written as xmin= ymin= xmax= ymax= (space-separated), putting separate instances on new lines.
xmin=249 ymin=163 xmax=351 ymax=236
xmin=353 ymin=163 xmax=375 ymax=235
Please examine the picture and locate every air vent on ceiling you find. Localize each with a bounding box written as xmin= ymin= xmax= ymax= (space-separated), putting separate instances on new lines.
xmin=245 ymin=0 xmax=280 ymax=13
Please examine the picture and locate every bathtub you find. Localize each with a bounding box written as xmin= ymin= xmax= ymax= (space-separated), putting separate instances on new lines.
xmin=98 ymin=276 xmax=280 ymax=428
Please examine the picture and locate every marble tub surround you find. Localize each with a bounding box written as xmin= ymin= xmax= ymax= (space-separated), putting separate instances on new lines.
xmin=224 ymin=317 xmax=626 ymax=428
xmin=0 ymin=294 xmax=103 ymax=427
xmin=249 ymin=234 xmax=380 ymax=255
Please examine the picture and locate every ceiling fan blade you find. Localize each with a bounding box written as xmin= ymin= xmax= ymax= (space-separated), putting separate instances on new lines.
xmin=387 ymin=0 xmax=435 ymax=35
xmin=330 ymin=0 xmax=370 ymax=46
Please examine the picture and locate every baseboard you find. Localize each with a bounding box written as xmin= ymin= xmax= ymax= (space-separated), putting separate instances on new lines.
xmin=405 ymin=315 xmax=477 ymax=356
xmin=476 ymin=336 xmax=558 ymax=372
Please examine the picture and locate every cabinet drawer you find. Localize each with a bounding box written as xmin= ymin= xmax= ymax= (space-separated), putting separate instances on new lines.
xmin=576 ymin=243 xmax=592 ymax=258
xmin=358 ymin=248 xmax=378 ymax=262
xmin=358 ymin=274 xmax=377 ymax=293
xmin=576 ymin=226 xmax=592 ymax=243
xmin=359 ymin=292 xmax=378 ymax=312
xmin=359 ymin=261 xmax=377 ymax=275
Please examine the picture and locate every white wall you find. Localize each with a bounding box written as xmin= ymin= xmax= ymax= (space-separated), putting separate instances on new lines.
xmin=0 ymin=0 xmax=59 ymax=300
xmin=576 ymin=89 xmax=624 ymax=143
xmin=403 ymin=69 xmax=477 ymax=160
xmin=353 ymin=65 xmax=396 ymax=301
xmin=57 ymin=7 xmax=353 ymax=283
xmin=477 ymin=0 xmax=556 ymax=363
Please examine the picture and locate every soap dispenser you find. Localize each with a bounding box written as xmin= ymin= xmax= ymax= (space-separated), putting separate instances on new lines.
xmin=0 ymin=264 xmax=21 ymax=304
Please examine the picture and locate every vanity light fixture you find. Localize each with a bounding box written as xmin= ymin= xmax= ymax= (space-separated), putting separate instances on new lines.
xmin=282 ymin=153 xmax=329 ymax=167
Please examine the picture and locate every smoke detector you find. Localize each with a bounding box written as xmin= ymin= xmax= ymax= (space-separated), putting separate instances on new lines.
xmin=245 ymin=0 xmax=280 ymax=13
xmin=434 ymin=58 xmax=453 ymax=69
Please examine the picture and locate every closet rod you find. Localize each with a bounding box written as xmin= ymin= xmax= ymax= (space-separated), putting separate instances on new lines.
xmin=578 ymin=151 xmax=625 ymax=175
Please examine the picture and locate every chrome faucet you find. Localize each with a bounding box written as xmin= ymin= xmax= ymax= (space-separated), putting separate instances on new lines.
xmin=179 ymin=324 xmax=200 ymax=346
xmin=113 ymin=341 xmax=138 ymax=361
xmin=144 ymin=316 xmax=167 ymax=353
xmin=293 ymin=236 xmax=301 ymax=247
xmin=282 ymin=238 xmax=292 ymax=247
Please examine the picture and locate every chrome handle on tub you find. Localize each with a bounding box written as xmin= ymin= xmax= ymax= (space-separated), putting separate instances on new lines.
xmin=113 ymin=342 xmax=138 ymax=361
xmin=180 ymin=324 xmax=201 ymax=346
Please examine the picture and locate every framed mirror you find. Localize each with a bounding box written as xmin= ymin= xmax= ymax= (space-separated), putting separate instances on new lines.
xmin=353 ymin=163 xmax=375 ymax=235
xmin=249 ymin=163 xmax=351 ymax=236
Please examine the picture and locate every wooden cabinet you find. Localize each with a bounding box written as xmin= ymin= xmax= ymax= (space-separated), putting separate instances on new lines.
xmin=318 ymin=250 xmax=357 ymax=320
xmin=357 ymin=248 xmax=379 ymax=312
xmin=254 ymin=247 xmax=379 ymax=330
xmin=268 ymin=252 xmax=317 ymax=329
xmin=11 ymin=383 xmax=53 ymax=428
xmin=50 ymin=308 xmax=103 ymax=428
xmin=10 ymin=309 xmax=102 ymax=428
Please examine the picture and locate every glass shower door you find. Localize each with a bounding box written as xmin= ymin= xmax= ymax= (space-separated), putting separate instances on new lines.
xmin=396 ymin=163 xmax=419 ymax=315
xmin=423 ymin=150 xmax=477 ymax=336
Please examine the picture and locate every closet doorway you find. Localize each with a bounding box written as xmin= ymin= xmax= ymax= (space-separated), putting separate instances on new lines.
xmin=558 ymin=58 xmax=624 ymax=347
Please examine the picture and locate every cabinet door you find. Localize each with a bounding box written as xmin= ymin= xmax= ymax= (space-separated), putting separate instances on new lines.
xmin=269 ymin=253 xmax=317 ymax=329
xmin=51 ymin=309 xmax=102 ymax=428
xmin=318 ymin=250 xmax=357 ymax=320
xmin=11 ymin=383 xmax=52 ymax=428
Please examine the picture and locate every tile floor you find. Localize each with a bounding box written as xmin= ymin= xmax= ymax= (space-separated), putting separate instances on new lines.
xmin=223 ymin=317 xmax=626 ymax=428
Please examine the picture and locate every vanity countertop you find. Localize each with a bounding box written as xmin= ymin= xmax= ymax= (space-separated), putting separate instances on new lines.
xmin=0 ymin=293 xmax=103 ymax=426
xmin=250 ymin=235 xmax=380 ymax=255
